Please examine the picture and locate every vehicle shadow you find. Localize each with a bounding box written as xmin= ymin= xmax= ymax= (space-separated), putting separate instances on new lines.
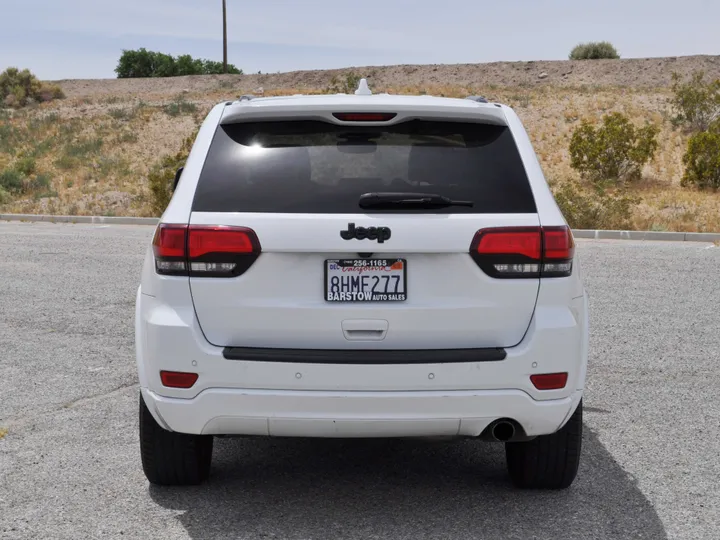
xmin=149 ymin=424 xmax=666 ymax=540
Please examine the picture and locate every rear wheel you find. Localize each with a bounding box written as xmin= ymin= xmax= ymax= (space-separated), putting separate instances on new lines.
xmin=139 ymin=395 xmax=213 ymax=486
xmin=505 ymin=400 xmax=582 ymax=489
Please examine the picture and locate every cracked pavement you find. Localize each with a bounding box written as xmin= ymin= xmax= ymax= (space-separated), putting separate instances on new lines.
xmin=1 ymin=222 xmax=719 ymax=540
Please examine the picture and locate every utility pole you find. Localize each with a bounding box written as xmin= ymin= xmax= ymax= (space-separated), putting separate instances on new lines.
xmin=222 ymin=0 xmax=228 ymax=74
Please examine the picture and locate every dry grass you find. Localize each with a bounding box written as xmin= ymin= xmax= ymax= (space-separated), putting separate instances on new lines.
xmin=0 ymin=98 xmax=200 ymax=216
xmin=1 ymin=81 xmax=719 ymax=230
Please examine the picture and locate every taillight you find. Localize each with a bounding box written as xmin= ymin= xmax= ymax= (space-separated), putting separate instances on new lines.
xmin=152 ymin=224 xmax=261 ymax=277
xmin=152 ymin=225 xmax=187 ymax=275
xmin=470 ymin=226 xmax=574 ymax=278
xmin=541 ymin=226 xmax=575 ymax=277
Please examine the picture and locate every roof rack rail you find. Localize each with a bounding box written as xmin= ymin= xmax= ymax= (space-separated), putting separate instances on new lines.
xmin=465 ymin=95 xmax=489 ymax=103
xmin=238 ymin=95 xmax=255 ymax=102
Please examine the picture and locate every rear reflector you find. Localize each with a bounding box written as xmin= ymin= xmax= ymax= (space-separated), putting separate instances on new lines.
xmin=470 ymin=226 xmax=574 ymax=278
xmin=160 ymin=371 xmax=199 ymax=389
xmin=152 ymin=224 xmax=261 ymax=277
xmin=530 ymin=372 xmax=569 ymax=390
xmin=332 ymin=112 xmax=397 ymax=122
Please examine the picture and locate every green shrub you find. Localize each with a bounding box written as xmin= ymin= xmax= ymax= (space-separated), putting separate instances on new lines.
xmin=327 ymin=72 xmax=362 ymax=94
xmin=163 ymin=99 xmax=197 ymax=117
xmin=108 ymin=108 xmax=132 ymax=121
xmin=0 ymin=169 xmax=24 ymax=193
xmin=681 ymin=122 xmax=720 ymax=190
xmin=34 ymin=189 xmax=58 ymax=200
xmin=115 ymin=48 xmax=242 ymax=78
xmin=0 ymin=122 xmax=21 ymax=153
xmin=569 ymin=42 xmax=620 ymax=60
xmin=202 ymin=60 xmax=239 ymax=75
xmin=116 ymin=131 xmax=139 ymax=144
xmin=148 ymin=130 xmax=197 ymax=216
xmin=65 ymin=137 xmax=103 ymax=158
xmin=0 ymin=165 xmax=52 ymax=197
xmin=552 ymin=180 xmax=640 ymax=230
xmin=175 ymin=55 xmax=205 ymax=76
xmin=54 ymin=155 xmax=77 ymax=170
xmin=15 ymin=156 xmax=36 ymax=176
xmin=27 ymin=173 xmax=51 ymax=192
xmin=0 ymin=186 xmax=11 ymax=204
xmin=569 ymin=112 xmax=659 ymax=183
xmin=669 ymin=71 xmax=720 ymax=132
xmin=0 ymin=67 xmax=65 ymax=108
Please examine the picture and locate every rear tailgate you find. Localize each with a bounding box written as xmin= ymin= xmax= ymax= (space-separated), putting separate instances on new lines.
xmin=187 ymin=116 xmax=539 ymax=350
xmin=188 ymin=212 xmax=539 ymax=349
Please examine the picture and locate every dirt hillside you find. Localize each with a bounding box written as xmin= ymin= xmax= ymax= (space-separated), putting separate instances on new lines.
xmin=55 ymin=55 xmax=720 ymax=99
xmin=2 ymin=55 xmax=720 ymax=231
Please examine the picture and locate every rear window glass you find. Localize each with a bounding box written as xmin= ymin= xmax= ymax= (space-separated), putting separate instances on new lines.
xmin=192 ymin=120 xmax=536 ymax=214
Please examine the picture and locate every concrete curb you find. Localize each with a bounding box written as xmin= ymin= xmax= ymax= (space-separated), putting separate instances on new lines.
xmin=571 ymin=229 xmax=720 ymax=242
xmin=0 ymin=214 xmax=159 ymax=225
xmin=1 ymin=214 xmax=719 ymax=242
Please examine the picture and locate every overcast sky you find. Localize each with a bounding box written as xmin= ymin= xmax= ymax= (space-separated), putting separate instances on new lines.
xmin=1 ymin=0 xmax=717 ymax=80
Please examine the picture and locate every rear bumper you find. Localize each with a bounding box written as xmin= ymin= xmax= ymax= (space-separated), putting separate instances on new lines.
xmin=142 ymin=386 xmax=583 ymax=438
xmin=135 ymin=282 xmax=589 ymax=438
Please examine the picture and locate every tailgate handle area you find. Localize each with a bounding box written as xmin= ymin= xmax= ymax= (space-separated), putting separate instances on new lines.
xmin=342 ymin=319 xmax=389 ymax=341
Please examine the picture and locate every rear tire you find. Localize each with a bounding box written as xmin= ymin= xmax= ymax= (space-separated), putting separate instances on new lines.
xmin=139 ymin=395 xmax=213 ymax=486
xmin=505 ymin=400 xmax=582 ymax=489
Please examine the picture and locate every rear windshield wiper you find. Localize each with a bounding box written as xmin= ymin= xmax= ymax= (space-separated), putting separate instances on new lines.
xmin=359 ymin=192 xmax=474 ymax=209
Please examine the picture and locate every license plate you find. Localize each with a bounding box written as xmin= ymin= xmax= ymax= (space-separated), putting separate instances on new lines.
xmin=325 ymin=259 xmax=407 ymax=302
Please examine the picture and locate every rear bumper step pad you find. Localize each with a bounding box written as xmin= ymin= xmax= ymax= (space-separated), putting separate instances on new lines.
xmin=222 ymin=347 xmax=506 ymax=364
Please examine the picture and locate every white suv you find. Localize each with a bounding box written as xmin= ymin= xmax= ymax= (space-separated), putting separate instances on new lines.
xmin=135 ymin=81 xmax=588 ymax=489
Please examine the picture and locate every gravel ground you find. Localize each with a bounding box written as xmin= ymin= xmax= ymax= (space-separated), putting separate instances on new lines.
xmin=0 ymin=222 xmax=718 ymax=540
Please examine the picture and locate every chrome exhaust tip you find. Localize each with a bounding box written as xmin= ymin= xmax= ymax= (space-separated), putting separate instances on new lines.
xmin=491 ymin=420 xmax=516 ymax=442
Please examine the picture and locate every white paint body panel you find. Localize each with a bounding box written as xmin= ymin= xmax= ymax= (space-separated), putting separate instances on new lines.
xmin=189 ymin=212 xmax=540 ymax=348
xmin=137 ymin=93 xmax=588 ymax=438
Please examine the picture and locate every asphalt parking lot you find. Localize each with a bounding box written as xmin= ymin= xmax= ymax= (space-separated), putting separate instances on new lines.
xmin=0 ymin=222 xmax=718 ymax=540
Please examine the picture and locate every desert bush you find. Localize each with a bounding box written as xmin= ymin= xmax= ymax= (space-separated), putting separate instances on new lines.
xmin=148 ymin=130 xmax=197 ymax=216
xmin=681 ymin=122 xmax=720 ymax=190
xmin=108 ymin=108 xmax=133 ymax=121
xmin=27 ymin=173 xmax=51 ymax=192
xmin=327 ymin=72 xmax=362 ymax=94
xmin=163 ymin=98 xmax=197 ymax=117
xmin=0 ymin=169 xmax=24 ymax=193
xmin=0 ymin=186 xmax=11 ymax=204
xmin=0 ymin=166 xmax=51 ymax=196
xmin=115 ymin=49 xmax=242 ymax=78
xmin=552 ymin=180 xmax=640 ymax=230
xmin=54 ymin=155 xmax=76 ymax=171
xmin=569 ymin=42 xmax=620 ymax=60
xmin=116 ymin=131 xmax=139 ymax=144
xmin=65 ymin=137 xmax=104 ymax=158
xmin=669 ymin=71 xmax=720 ymax=132
xmin=0 ymin=123 xmax=20 ymax=153
xmin=569 ymin=112 xmax=659 ymax=183
xmin=0 ymin=67 xmax=65 ymax=108
xmin=15 ymin=156 xmax=36 ymax=176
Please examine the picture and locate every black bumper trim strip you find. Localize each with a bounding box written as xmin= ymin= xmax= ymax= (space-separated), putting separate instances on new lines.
xmin=222 ymin=347 xmax=507 ymax=364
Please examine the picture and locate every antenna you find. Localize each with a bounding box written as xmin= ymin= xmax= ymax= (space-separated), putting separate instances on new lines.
xmin=355 ymin=78 xmax=372 ymax=96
